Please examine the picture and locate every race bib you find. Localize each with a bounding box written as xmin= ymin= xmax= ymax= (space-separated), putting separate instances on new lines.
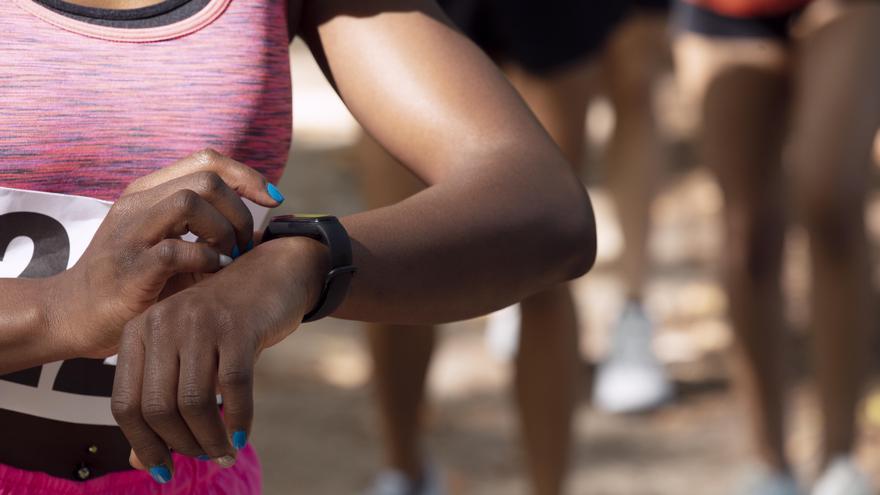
xmin=0 ymin=186 xmax=267 ymax=425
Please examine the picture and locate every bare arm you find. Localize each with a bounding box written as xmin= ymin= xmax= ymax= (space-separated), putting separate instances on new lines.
xmin=0 ymin=278 xmax=65 ymax=371
xmin=110 ymin=3 xmax=597 ymax=470
xmin=299 ymin=0 xmax=597 ymax=323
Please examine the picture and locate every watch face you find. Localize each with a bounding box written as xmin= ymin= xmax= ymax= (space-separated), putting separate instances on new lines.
xmin=272 ymin=214 xmax=335 ymax=223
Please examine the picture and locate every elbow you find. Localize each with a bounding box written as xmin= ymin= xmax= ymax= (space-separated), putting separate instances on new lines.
xmin=564 ymin=191 xmax=598 ymax=279
xmin=568 ymin=216 xmax=598 ymax=280
xmin=544 ymin=184 xmax=597 ymax=281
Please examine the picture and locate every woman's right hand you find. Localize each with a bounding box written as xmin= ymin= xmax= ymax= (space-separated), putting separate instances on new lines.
xmin=48 ymin=149 xmax=283 ymax=358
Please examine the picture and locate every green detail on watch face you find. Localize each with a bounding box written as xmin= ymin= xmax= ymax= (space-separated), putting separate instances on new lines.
xmin=294 ymin=213 xmax=330 ymax=219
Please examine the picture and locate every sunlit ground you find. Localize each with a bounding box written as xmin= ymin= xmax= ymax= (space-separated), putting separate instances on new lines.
xmin=250 ymin=42 xmax=880 ymax=494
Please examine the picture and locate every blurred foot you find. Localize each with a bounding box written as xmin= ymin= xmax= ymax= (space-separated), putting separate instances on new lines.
xmin=484 ymin=304 xmax=521 ymax=361
xmin=738 ymin=469 xmax=801 ymax=495
xmin=811 ymin=456 xmax=873 ymax=495
xmin=364 ymin=466 xmax=445 ymax=495
xmin=592 ymin=302 xmax=672 ymax=413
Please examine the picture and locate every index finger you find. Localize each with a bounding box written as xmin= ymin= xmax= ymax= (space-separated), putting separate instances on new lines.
xmin=123 ymin=148 xmax=284 ymax=207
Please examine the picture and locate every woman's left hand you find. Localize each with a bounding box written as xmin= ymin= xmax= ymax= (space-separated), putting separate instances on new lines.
xmin=110 ymin=236 xmax=327 ymax=483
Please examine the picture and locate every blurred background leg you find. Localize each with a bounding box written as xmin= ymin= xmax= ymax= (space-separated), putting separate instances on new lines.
xmin=505 ymin=59 xmax=592 ymax=495
xmin=787 ymin=2 xmax=880 ymax=492
xmin=367 ymin=323 xmax=437 ymax=487
xmin=515 ymin=284 xmax=581 ymax=495
xmin=674 ymin=32 xmax=792 ymax=481
xmin=358 ymin=133 xmax=441 ymax=494
xmin=592 ymin=7 xmax=674 ymax=415
xmin=603 ymin=9 xmax=667 ymax=305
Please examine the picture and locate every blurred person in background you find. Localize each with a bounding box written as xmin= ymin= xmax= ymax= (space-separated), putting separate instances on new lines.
xmin=0 ymin=0 xmax=599 ymax=493
xmin=359 ymin=2 xmax=673 ymax=495
xmin=673 ymin=0 xmax=880 ymax=493
xmin=589 ymin=0 xmax=675 ymax=415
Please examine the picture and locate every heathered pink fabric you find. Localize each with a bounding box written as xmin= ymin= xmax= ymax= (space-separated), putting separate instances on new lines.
xmin=0 ymin=445 xmax=261 ymax=495
xmin=0 ymin=0 xmax=292 ymax=201
xmin=0 ymin=1 xmax=290 ymax=492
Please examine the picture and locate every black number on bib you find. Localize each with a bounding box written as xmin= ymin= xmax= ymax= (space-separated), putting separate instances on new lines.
xmin=53 ymin=359 xmax=116 ymax=397
xmin=0 ymin=212 xmax=70 ymax=278
xmin=0 ymin=212 xmax=72 ymax=387
xmin=0 ymin=212 xmax=115 ymax=397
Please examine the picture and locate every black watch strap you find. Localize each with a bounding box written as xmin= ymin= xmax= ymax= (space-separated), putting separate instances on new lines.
xmin=303 ymin=264 xmax=356 ymax=322
xmin=262 ymin=215 xmax=356 ymax=322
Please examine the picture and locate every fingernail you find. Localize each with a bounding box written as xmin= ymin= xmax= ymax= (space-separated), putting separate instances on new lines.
xmin=214 ymin=455 xmax=236 ymax=468
xmin=266 ymin=183 xmax=285 ymax=204
xmin=245 ymin=239 xmax=254 ymax=253
xmin=233 ymin=430 xmax=247 ymax=450
xmin=219 ymin=254 xmax=233 ymax=267
xmin=231 ymin=245 xmax=241 ymax=259
xmin=197 ymin=455 xmax=211 ymax=461
xmin=149 ymin=465 xmax=172 ymax=484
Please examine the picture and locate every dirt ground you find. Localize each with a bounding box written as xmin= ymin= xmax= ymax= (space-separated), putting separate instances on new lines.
xmin=248 ymin=43 xmax=880 ymax=495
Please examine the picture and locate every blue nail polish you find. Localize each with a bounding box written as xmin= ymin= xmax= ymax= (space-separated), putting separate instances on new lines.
xmin=149 ymin=465 xmax=172 ymax=484
xmin=197 ymin=455 xmax=211 ymax=461
xmin=245 ymin=239 xmax=254 ymax=252
xmin=233 ymin=430 xmax=247 ymax=450
xmin=231 ymin=245 xmax=241 ymax=259
xmin=266 ymin=183 xmax=285 ymax=204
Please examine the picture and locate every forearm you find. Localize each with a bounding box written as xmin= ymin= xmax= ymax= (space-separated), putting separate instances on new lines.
xmin=298 ymin=0 xmax=598 ymax=323
xmin=0 ymin=277 xmax=72 ymax=373
xmin=334 ymin=150 xmax=596 ymax=324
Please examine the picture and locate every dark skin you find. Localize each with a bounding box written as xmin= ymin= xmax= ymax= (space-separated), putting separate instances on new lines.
xmin=1 ymin=0 xmax=597 ymax=482
xmin=0 ymin=151 xmax=282 ymax=373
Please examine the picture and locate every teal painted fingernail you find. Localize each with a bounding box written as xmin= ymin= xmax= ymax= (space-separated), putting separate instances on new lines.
xmin=233 ymin=430 xmax=247 ymax=450
xmin=267 ymin=183 xmax=285 ymax=203
xmin=149 ymin=465 xmax=172 ymax=484
xmin=231 ymin=245 xmax=241 ymax=259
xmin=197 ymin=455 xmax=211 ymax=461
xmin=245 ymin=239 xmax=254 ymax=253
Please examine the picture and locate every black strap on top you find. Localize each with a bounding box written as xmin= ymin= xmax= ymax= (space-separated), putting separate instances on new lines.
xmin=33 ymin=0 xmax=211 ymax=28
xmin=35 ymin=0 xmax=191 ymax=19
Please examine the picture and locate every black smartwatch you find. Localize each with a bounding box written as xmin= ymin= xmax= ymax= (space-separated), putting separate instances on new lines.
xmin=262 ymin=214 xmax=356 ymax=322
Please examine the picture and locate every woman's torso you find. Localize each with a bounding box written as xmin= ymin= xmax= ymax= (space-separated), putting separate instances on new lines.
xmin=0 ymin=0 xmax=294 ymax=200
xmin=0 ymin=0 xmax=296 ymax=483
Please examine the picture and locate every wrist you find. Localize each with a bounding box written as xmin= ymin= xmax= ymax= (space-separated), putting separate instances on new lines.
xmin=41 ymin=272 xmax=85 ymax=359
xmin=20 ymin=276 xmax=77 ymax=364
xmin=260 ymin=236 xmax=329 ymax=319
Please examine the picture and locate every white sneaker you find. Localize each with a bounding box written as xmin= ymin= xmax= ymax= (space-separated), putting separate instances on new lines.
xmin=592 ymin=302 xmax=673 ymax=413
xmin=811 ymin=456 xmax=873 ymax=495
xmin=363 ymin=466 xmax=445 ymax=495
xmin=738 ymin=469 xmax=802 ymax=495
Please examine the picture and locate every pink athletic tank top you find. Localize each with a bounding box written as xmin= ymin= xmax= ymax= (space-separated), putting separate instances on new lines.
xmin=0 ymin=0 xmax=292 ymax=201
